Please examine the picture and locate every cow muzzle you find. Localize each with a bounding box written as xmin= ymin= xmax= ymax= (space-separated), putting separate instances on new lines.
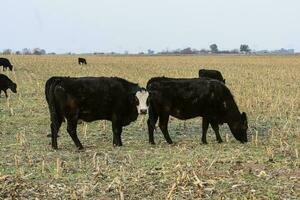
xmin=139 ymin=109 xmax=148 ymax=115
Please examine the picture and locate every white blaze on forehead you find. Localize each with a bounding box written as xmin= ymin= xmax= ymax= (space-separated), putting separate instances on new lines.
xmin=135 ymin=90 xmax=149 ymax=113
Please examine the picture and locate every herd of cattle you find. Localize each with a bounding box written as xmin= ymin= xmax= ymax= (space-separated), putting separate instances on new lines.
xmin=1 ymin=57 xmax=248 ymax=150
xmin=0 ymin=58 xmax=17 ymax=98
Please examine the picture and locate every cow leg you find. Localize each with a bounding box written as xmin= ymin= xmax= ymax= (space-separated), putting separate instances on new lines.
xmin=4 ymin=90 xmax=8 ymax=98
xmin=112 ymin=121 xmax=123 ymax=146
xmin=202 ymin=118 xmax=209 ymax=144
xmin=66 ymin=116 xmax=83 ymax=149
xmin=147 ymin=105 xmax=158 ymax=144
xmin=211 ymin=121 xmax=223 ymax=143
xmin=159 ymin=114 xmax=173 ymax=144
xmin=50 ymin=116 xmax=63 ymax=149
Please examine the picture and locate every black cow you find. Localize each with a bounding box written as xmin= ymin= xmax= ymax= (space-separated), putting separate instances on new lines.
xmin=199 ymin=69 xmax=225 ymax=83
xmin=45 ymin=76 xmax=149 ymax=149
xmin=78 ymin=58 xmax=87 ymax=65
xmin=0 ymin=74 xmax=17 ymax=97
xmin=199 ymin=69 xmax=226 ymax=143
xmin=146 ymin=77 xmax=248 ymax=145
xmin=0 ymin=58 xmax=13 ymax=71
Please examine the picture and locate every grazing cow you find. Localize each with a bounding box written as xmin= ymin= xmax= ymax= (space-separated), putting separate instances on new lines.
xmin=199 ymin=69 xmax=226 ymax=143
xmin=78 ymin=57 xmax=87 ymax=65
xmin=146 ymin=77 xmax=248 ymax=145
xmin=0 ymin=74 xmax=17 ymax=97
xmin=45 ymin=76 xmax=149 ymax=149
xmin=0 ymin=58 xmax=13 ymax=71
xmin=199 ymin=69 xmax=225 ymax=83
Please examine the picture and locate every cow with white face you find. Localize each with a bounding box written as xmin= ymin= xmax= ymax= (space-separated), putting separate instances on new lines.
xmin=45 ymin=76 xmax=149 ymax=149
xmin=135 ymin=88 xmax=149 ymax=114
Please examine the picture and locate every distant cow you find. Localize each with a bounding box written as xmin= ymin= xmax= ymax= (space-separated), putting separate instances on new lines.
xmin=0 ymin=74 xmax=17 ymax=97
xmin=199 ymin=69 xmax=226 ymax=143
xmin=0 ymin=58 xmax=13 ymax=71
xmin=78 ymin=58 xmax=87 ymax=65
xmin=45 ymin=76 xmax=149 ymax=149
xmin=146 ymin=77 xmax=248 ymax=145
xmin=199 ymin=69 xmax=225 ymax=83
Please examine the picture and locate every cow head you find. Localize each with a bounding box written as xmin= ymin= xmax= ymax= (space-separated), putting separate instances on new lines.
xmin=229 ymin=112 xmax=248 ymax=143
xmin=10 ymin=82 xmax=17 ymax=93
xmin=134 ymin=88 xmax=149 ymax=115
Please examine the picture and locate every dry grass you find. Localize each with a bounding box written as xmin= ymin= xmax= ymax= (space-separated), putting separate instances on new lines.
xmin=0 ymin=55 xmax=299 ymax=199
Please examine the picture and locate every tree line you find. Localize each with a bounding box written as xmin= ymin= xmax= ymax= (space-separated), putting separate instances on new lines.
xmin=1 ymin=48 xmax=49 ymax=55
xmin=157 ymin=44 xmax=251 ymax=55
xmin=1 ymin=44 xmax=251 ymax=55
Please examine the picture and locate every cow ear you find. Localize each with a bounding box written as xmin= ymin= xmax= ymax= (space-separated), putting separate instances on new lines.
xmin=129 ymin=88 xmax=138 ymax=95
xmin=223 ymin=79 xmax=226 ymax=84
xmin=128 ymin=92 xmax=138 ymax=104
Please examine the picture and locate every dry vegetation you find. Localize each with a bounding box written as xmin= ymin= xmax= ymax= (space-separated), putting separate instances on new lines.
xmin=0 ymin=55 xmax=299 ymax=199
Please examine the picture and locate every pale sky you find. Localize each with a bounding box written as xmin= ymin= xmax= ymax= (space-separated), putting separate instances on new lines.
xmin=2 ymin=0 xmax=300 ymax=53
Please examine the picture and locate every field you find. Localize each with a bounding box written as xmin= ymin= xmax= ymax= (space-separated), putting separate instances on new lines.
xmin=0 ymin=55 xmax=299 ymax=199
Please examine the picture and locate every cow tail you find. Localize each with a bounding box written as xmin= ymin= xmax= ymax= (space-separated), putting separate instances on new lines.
xmin=45 ymin=78 xmax=64 ymax=130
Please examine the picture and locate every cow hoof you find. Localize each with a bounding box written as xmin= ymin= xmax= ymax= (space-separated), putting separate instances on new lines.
xmin=218 ymin=140 xmax=223 ymax=143
xmin=202 ymin=140 xmax=208 ymax=144
xmin=149 ymin=140 xmax=155 ymax=145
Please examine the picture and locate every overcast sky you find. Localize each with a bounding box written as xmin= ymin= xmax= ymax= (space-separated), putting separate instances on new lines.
xmin=2 ymin=0 xmax=300 ymax=53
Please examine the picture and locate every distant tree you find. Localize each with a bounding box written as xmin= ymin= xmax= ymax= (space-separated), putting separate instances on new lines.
xmin=15 ymin=51 xmax=21 ymax=55
xmin=209 ymin=44 xmax=218 ymax=53
xmin=22 ymin=48 xmax=32 ymax=55
xmin=181 ymin=47 xmax=193 ymax=54
xmin=147 ymin=49 xmax=154 ymax=54
xmin=192 ymin=48 xmax=200 ymax=54
xmin=199 ymin=49 xmax=209 ymax=54
xmin=231 ymin=49 xmax=240 ymax=54
xmin=240 ymin=44 xmax=251 ymax=53
xmin=33 ymin=48 xmax=46 ymax=55
xmin=172 ymin=49 xmax=181 ymax=54
xmin=2 ymin=49 xmax=12 ymax=55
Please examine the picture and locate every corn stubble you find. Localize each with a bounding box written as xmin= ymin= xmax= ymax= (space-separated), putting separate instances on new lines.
xmin=0 ymin=55 xmax=299 ymax=199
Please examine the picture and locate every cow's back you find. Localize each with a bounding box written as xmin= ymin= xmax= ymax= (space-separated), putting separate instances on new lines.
xmin=0 ymin=74 xmax=11 ymax=84
xmin=0 ymin=58 xmax=11 ymax=66
xmin=0 ymin=74 xmax=12 ymax=90
xmin=199 ymin=69 xmax=225 ymax=83
xmin=50 ymin=77 xmax=138 ymax=122
xmin=147 ymin=77 xmax=233 ymax=120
